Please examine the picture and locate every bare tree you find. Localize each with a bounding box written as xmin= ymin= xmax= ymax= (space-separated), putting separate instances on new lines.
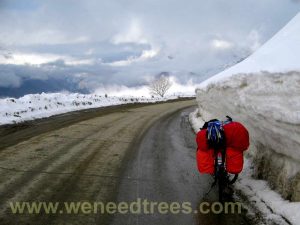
xmin=149 ymin=76 xmax=172 ymax=97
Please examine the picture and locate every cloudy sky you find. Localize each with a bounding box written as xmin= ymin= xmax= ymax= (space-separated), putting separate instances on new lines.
xmin=0 ymin=0 xmax=299 ymax=97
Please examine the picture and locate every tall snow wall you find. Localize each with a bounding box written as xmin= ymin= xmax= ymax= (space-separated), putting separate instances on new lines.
xmin=196 ymin=72 xmax=300 ymax=201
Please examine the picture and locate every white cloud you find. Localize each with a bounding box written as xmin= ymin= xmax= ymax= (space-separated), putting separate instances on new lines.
xmin=140 ymin=49 xmax=158 ymax=59
xmin=94 ymin=84 xmax=150 ymax=97
xmin=0 ymin=52 xmax=95 ymax=66
xmin=0 ymin=52 xmax=62 ymax=65
xmin=167 ymin=76 xmax=198 ymax=95
xmin=211 ymin=39 xmax=233 ymax=50
xmin=106 ymin=48 xmax=159 ymax=67
xmin=111 ymin=19 xmax=148 ymax=45
xmin=64 ymin=58 xmax=96 ymax=66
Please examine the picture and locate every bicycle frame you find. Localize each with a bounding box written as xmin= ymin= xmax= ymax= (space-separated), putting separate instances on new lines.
xmin=213 ymin=150 xmax=238 ymax=202
xmin=214 ymin=151 xmax=227 ymax=202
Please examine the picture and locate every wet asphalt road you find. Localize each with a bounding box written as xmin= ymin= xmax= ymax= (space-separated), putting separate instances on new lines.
xmin=0 ymin=100 xmax=255 ymax=225
xmin=111 ymin=106 xmax=252 ymax=225
xmin=0 ymin=100 xmax=196 ymax=225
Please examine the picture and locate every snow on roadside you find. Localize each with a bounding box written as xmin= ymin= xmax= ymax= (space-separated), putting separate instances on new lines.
xmin=188 ymin=109 xmax=204 ymax=132
xmin=189 ymin=109 xmax=300 ymax=225
xmin=236 ymin=159 xmax=300 ymax=225
xmin=0 ymin=92 xmax=193 ymax=125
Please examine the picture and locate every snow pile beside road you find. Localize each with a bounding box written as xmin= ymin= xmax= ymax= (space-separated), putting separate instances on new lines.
xmin=188 ymin=109 xmax=204 ymax=132
xmin=236 ymin=159 xmax=300 ymax=225
xmin=0 ymin=92 xmax=191 ymax=125
xmin=195 ymin=72 xmax=300 ymax=201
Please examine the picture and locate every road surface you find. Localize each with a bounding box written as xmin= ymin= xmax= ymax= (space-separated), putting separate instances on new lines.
xmin=111 ymin=106 xmax=252 ymax=225
xmin=0 ymin=99 xmax=254 ymax=225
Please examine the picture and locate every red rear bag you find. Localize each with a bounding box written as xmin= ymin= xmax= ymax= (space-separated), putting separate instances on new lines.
xmin=196 ymin=129 xmax=214 ymax=174
xmin=223 ymin=122 xmax=249 ymax=151
xmin=224 ymin=122 xmax=249 ymax=174
xmin=196 ymin=122 xmax=249 ymax=175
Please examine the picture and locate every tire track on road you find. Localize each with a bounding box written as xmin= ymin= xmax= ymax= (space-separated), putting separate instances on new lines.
xmin=0 ymin=100 xmax=196 ymax=225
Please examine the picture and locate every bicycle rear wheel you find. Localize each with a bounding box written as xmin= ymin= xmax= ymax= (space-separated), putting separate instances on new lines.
xmin=218 ymin=173 xmax=224 ymax=202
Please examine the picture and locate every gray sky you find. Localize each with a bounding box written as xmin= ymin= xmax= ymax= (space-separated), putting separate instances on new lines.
xmin=0 ymin=0 xmax=299 ymax=94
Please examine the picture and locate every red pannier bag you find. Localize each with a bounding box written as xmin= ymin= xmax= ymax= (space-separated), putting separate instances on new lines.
xmin=196 ymin=129 xmax=214 ymax=174
xmin=225 ymin=147 xmax=244 ymax=174
xmin=223 ymin=122 xmax=249 ymax=174
xmin=196 ymin=121 xmax=249 ymax=175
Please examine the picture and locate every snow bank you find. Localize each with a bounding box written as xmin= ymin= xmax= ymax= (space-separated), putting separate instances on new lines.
xmin=191 ymin=12 xmax=300 ymax=223
xmin=194 ymin=12 xmax=300 ymax=202
xmin=188 ymin=109 xmax=204 ymax=132
xmin=196 ymin=66 xmax=300 ymax=203
xmin=0 ymin=92 xmax=193 ymax=125
xmin=236 ymin=159 xmax=300 ymax=225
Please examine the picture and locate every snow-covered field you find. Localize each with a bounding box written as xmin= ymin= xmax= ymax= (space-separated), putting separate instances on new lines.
xmin=190 ymin=12 xmax=300 ymax=225
xmin=0 ymin=92 xmax=194 ymax=125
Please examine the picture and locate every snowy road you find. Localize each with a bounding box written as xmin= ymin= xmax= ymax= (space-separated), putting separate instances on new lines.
xmin=111 ymin=107 xmax=253 ymax=225
xmin=0 ymin=99 xmax=254 ymax=225
xmin=0 ymin=100 xmax=193 ymax=224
